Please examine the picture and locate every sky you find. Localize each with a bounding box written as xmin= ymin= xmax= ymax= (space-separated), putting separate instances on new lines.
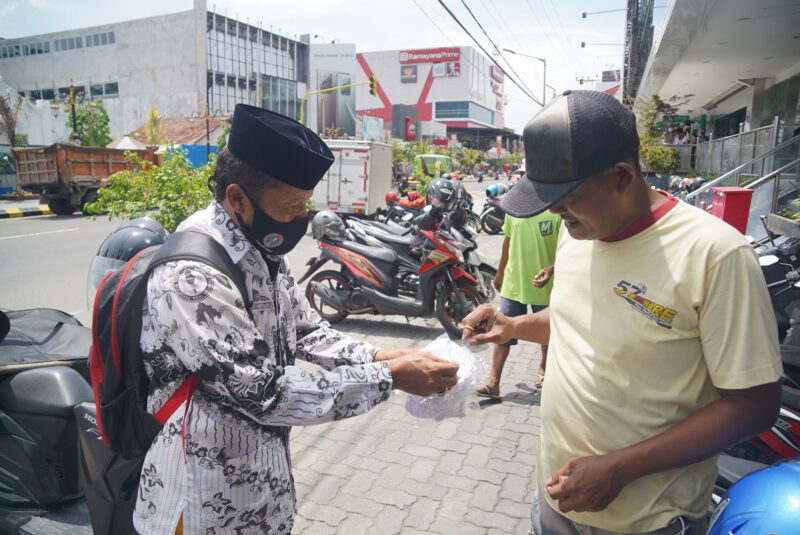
xmin=0 ymin=0 xmax=665 ymax=133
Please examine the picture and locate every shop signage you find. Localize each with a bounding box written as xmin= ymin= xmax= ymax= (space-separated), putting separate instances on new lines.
xmin=400 ymin=65 xmax=417 ymax=83
xmin=399 ymin=47 xmax=460 ymax=64
xmin=405 ymin=117 xmax=417 ymax=140
xmin=432 ymin=62 xmax=460 ymax=77
xmin=490 ymin=65 xmax=504 ymax=83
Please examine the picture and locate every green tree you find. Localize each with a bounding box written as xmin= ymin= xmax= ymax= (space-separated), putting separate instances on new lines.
xmin=143 ymin=108 xmax=168 ymax=145
xmin=634 ymin=93 xmax=693 ymax=175
xmin=460 ymin=148 xmax=484 ymax=169
xmin=216 ymin=123 xmax=231 ymax=152
xmin=634 ymin=93 xmax=692 ymax=138
xmin=66 ymin=98 xmax=112 ymax=147
xmin=0 ymin=89 xmax=25 ymax=148
xmin=88 ymin=148 xmax=216 ymax=232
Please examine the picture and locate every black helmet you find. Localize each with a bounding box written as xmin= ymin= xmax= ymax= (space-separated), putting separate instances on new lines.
xmin=86 ymin=217 xmax=168 ymax=308
xmin=311 ymin=210 xmax=346 ymax=240
xmin=450 ymin=179 xmax=467 ymax=203
xmin=427 ymin=178 xmax=457 ymax=210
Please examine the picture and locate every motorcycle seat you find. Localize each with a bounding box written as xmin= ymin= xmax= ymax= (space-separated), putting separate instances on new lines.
xmin=364 ymin=228 xmax=413 ymax=247
xmin=716 ymin=455 xmax=766 ymax=485
xmin=0 ymin=366 xmax=92 ymax=417
xmin=780 ymin=344 xmax=800 ymax=370
xmin=342 ymin=240 xmax=398 ymax=264
xmin=782 ymin=385 xmax=800 ymax=412
xmin=362 ymin=220 xmax=411 ymax=236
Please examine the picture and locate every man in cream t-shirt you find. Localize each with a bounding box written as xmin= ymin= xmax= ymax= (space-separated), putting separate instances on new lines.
xmin=461 ymin=90 xmax=782 ymax=534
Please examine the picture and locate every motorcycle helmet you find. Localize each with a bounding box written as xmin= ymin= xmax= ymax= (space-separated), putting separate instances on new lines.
xmin=385 ymin=191 xmax=399 ymax=204
xmin=311 ymin=210 xmax=346 ymax=241
xmin=708 ymin=457 xmax=800 ymax=535
xmin=427 ymin=178 xmax=456 ymax=211
xmin=485 ymin=184 xmax=500 ymax=199
xmin=450 ymin=179 xmax=467 ymax=203
xmin=86 ymin=217 xmax=168 ymax=308
xmin=408 ymin=191 xmax=420 ymax=202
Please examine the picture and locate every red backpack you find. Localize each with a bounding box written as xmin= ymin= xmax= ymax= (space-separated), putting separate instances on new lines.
xmin=88 ymin=231 xmax=249 ymax=460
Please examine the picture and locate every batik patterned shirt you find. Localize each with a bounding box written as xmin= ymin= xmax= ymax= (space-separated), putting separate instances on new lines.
xmin=132 ymin=201 xmax=393 ymax=535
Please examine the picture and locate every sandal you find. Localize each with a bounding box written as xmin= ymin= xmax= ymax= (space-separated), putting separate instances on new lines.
xmin=475 ymin=384 xmax=500 ymax=399
xmin=534 ymin=373 xmax=545 ymax=389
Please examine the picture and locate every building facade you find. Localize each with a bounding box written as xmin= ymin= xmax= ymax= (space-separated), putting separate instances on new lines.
xmin=636 ymin=0 xmax=800 ymax=137
xmin=0 ymin=0 xmax=308 ymax=143
xmin=352 ymin=47 xmax=510 ymax=147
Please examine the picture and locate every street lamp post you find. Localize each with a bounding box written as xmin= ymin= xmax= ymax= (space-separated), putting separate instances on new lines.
xmin=503 ymin=48 xmax=547 ymax=106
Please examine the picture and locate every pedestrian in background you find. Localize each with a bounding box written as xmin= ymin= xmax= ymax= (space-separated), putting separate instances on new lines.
xmin=475 ymin=210 xmax=560 ymax=398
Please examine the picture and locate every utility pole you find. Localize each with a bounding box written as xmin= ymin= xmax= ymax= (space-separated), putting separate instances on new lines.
xmin=502 ymin=49 xmax=547 ymax=107
xmin=299 ymin=77 xmax=377 ymax=126
xmin=68 ymin=85 xmax=80 ymax=145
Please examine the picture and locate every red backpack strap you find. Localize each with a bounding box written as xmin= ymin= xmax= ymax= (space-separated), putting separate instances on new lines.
xmin=154 ymin=375 xmax=199 ymax=425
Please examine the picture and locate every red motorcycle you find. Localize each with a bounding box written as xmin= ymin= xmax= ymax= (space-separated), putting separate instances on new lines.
xmin=298 ymin=211 xmax=484 ymax=338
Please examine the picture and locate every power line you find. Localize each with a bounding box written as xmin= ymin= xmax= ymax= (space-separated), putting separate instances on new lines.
xmin=486 ymin=0 xmax=529 ymax=57
xmin=523 ymin=0 xmax=579 ymax=75
xmin=436 ymin=0 xmax=542 ymax=105
xmin=458 ymin=0 xmax=540 ymax=104
xmin=483 ymin=0 xmax=548 ymax=101
xmin=410 ymin=0 xmax=505 ymax=89
xmin=545 ymin=0 xmax=584 ymax=68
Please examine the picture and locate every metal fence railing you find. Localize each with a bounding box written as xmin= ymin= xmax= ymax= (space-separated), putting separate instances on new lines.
xmin=695 ymin=118 xmax=800 ymax=177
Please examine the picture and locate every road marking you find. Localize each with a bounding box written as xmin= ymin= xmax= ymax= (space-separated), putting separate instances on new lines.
xmin=0 ymin=227 xmax=80 ymax=241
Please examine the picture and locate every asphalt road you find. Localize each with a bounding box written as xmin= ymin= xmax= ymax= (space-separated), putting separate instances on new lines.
xmin=0 ymin=178 xmax=507 ymax=328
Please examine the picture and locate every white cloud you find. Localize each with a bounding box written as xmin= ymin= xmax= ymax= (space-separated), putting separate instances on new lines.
xmin=28 ymin=0 xmax=50 ymax=9
xmin=0 ymin=2 xmax=18 ymax=16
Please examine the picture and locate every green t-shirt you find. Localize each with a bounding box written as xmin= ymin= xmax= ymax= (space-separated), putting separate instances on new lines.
xmin=500 ymin=212 xmax=561 ymax=305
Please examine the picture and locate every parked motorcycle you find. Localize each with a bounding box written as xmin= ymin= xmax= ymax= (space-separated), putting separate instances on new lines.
xmin=0 ymin=307 xmax=138 ymax=535
xmin=723 ymin=263 xmax=800 ymax=466
xmin=347 ymin=215 xmax=497 ymax=303
xmin=480 ymin=197 xmax=505 ymax=235
xmin=298 ymin=211 xmax=484 ymax=338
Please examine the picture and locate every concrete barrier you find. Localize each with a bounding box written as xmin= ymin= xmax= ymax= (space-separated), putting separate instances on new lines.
xmin=0 ymin=205 xmax=53 ymax=219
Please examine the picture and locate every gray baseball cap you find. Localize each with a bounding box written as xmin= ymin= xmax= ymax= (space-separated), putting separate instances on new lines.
xmin=501 ymin=90 xmax=639 ymax=218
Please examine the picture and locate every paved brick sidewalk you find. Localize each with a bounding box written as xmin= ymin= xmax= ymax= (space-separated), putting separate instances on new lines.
xmin=289 ymin=316 xmax=543 ymax=535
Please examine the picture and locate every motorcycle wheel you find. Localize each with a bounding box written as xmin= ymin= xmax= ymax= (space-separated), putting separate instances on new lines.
xmin=304 ymin=270 xmax=349 ymax=324
xmin=478 ymin=264 xmax=497 ymax=302
xmin=466 ymin=212 xmax=481 ymax=234
xmin=436 ymin=282 xmax=483 ymax=338
xmin=480 ymin=213 xmax=502 ymax=235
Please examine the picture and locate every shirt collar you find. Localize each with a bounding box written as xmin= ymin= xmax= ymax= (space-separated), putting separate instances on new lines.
xmin=177 ymin=201 xmax=253 ymax=265
xmin=599 ymin=191 xmax=678 ymax=242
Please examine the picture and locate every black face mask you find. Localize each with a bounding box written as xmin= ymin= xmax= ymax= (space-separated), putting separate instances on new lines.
xmin=235 ymin=186 xmax=309 ymax=256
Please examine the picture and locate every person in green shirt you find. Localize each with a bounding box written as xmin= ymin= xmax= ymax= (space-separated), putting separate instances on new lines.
xmin=476 ymin=210 xmax=561 ymax=397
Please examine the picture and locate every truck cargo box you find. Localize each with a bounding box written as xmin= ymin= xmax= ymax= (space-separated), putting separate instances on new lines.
xmin=311 ymin=140 xmax=392 ymax=217
xmin=12 ymin=144 xmax=153 ymax=215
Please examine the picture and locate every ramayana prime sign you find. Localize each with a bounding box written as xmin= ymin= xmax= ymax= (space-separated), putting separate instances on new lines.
xmin=399 ymin=47 xmax=460 ymax=64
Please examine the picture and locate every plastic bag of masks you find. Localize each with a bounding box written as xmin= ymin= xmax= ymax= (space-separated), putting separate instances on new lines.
xmin=405 ymin=334 xmax=487 ymax=420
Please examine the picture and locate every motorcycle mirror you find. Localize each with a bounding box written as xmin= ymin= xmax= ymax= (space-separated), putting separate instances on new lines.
xmin=759 ymin=255 xmax=780 ymax=266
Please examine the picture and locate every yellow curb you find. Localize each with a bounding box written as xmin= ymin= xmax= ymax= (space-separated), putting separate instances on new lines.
xmin=5 ymin=208 xmax=23 ymax=217
xmin=38 ymin=205 xmax=53 ymax=215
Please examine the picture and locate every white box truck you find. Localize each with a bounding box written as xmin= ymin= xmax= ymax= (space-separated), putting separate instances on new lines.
xmin=312 ymin=140 xmax=392 ymax=217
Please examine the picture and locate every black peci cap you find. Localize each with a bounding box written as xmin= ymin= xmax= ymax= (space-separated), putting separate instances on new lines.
xmin=227 ymin=104 xmax=335 ymax=190
xmin=501 ymin=90 xmax=639 ymax=218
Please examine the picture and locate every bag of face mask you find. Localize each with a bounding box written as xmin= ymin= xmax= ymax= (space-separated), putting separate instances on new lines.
xmin=404 ymin=334 xmax=487 ymax=421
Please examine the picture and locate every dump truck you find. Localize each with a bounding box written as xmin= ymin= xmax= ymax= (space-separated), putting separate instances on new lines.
xmin=12 ymin=144 xmax=155 ymax=215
